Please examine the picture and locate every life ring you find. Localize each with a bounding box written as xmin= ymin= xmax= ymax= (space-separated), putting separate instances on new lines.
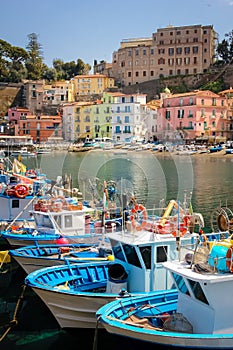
xmin=25 ymin=169 xmax=37 ymax=178
xmin=14 ymin=184 xmax=29 ymax=198
xmin=130 ymin=203 xmax=148 ymax=231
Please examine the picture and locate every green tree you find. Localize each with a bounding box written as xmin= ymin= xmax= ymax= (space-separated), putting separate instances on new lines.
xmin=52 ymin=58 xmax=91 ymax=81
xmin=25 ymin=33 xmax=47 ymax=80
xmin=0 ymin=39 xmax=28 ymax=82
xmin=216 ymin=30 xmax=233 ymax=64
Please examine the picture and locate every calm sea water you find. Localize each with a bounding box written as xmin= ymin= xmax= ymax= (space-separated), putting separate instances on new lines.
xmin=1 ymin=149 xmax=233 ymax=349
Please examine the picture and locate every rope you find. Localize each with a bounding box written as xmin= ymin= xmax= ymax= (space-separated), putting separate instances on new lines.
xmin=92 ymin=315 xmax=101 ymax=350
xmin=0 ymin=284 xmax=26 ymax=343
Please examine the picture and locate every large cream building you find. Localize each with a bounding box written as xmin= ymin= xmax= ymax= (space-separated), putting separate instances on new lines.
xmin=107 ymin=24 xmax=217 ymax=87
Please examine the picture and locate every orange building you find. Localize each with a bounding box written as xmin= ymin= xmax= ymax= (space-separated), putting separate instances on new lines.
xmin=16 ymin=114 xmax=62 ymax=143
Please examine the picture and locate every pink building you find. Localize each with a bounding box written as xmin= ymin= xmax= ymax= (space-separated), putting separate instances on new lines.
xmin=157 ymin=90 xmax=228 ymax=143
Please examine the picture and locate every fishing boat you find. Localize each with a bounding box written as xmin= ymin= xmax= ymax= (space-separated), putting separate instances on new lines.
xmin=10 ymin=147 xmax=36 ymax=157
xmin=96 ymin=233 xmax=233 ymax=349
xmin=23 ymin=197 xmax=206 ymax=330
xmin=0 ymin=164 xmax=51 ymax=226
xmin=0 ymin=178 xmax=130 ymax=247
xmin=9 ymin=242 xmax=113 ymax=274
xmin=0 ymin=196 xmax=100 ymax=247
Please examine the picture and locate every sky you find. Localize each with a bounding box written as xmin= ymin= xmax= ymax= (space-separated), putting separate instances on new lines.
xmin=0 ymin=0 xmax=233 ymax=70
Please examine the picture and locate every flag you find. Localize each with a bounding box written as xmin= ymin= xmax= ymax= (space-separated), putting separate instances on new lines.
xmin=12 ymin=158 xmax=26 ymax=174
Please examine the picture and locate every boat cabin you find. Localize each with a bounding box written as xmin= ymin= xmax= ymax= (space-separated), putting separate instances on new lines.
xmin=164 ymin=247 xmax=233 ymax=334
xmin=107 ymin=229 xmax=197 ymax=292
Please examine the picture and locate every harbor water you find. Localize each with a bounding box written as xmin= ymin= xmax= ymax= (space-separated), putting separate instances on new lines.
xmin=1 ymin=149 xmax=233 ymax=349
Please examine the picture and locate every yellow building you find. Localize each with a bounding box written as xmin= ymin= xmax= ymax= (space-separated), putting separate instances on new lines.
xmin=72 ymin=74 xmax=115 ymax=98
xmin=73 ymin=101 xmax=95 ymax=141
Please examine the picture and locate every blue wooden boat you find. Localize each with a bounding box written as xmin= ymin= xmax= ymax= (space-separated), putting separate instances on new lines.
xmin=208 ymin=145 xmax=222 ymax=153
xmin=97 ymin=236 xmax=233 ymax=349
xmin=9 ymin=242 xmax=113 ymax=274
xmin=225 ymin=148 xmax=233 ymax=154
xmin=25 ymin=261 xmax=132 ymax=329
xmin=0 ymin=179 xmax=125 ymax=247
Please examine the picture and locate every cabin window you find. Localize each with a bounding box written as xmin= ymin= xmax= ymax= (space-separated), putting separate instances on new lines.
xmin=140 ymin=246 xmax=151 ymax=269
xmin=111 ymin=242 xmax=126 ymax=262
xmin=187 ymin=279 xmax=209 ymax=305
xmin=156 ymin=246 xmax=168 ymax=263
xmin=12 ymin=199 xmax=20 ymax=208
xmin=54 ymin=215 xmax=61 ymax=228
xmin=172 ymin=273 xmax=190 ymax=295
xmin=122 ymin=244 xmax=141 ymax=268
xmin=64 ymin=215 xmax=73 ymax=228
xmin=42 ymin=215 xmax=54 ymax=228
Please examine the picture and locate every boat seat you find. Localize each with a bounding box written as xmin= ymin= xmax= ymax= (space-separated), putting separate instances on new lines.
xmin=75 ymin=281 xmax=106 ymax=292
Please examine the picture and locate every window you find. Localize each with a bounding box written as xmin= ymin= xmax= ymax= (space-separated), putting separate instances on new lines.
xmin=143 ymin=49 xmax=147 ymax=55
xmin=135 ymin=71 xmax=139 ymax=77
xmin=158 ymin=48 xmax=165 ymax=54
xmin=122 ymin=244 xmax=141 ymax=268
xmin=166 ymin=110 xmax=170 ymax=119
xmin=177 ymin=47 xmax=182 ymax=54
xmin=189 ymin=97 xmax=193 ymax=105
xmin=150 ymin=71 xmax=154 ymax=76
xmin=135 ymin=60 xmax=139 ymax=66
xmin=176 ymin=58 xmax=182 ymax=65
xmin=168 ymin=48 xmax=174 ymax=56
xmin=12 ymin=199 xmax=20 ymax=208
xmin=188 ymin=279 xmax=209 ymax=304
xmin=143 ymin=71 xmax=146 ymax=76
xmin=156 ymin=246 xmax=168 ymax=263
xmin=140 ymin=246 xmax=151 ymax=269
xmin=178 ymin=109 xmax=184 ymax=118
xmin=135 ymin=49 xmax=139 ymax=56
xmin=212 ymin=98 xmax=216 ymax=106
xmin=193 ymin=46 xmax=198 ymax=53
xmin=172 ymin=273 xmax=190 ymax=295
xmin=128 ymin=51 xmax=132 ymax=56
xmin=168 ymin=58 xmax=174 ymax=66
xmin=184 ymin=57 xmax=190 ymax=65
xmin=151 ymin=49 xmax=154 ymax=55
xmin=158 ymin=58 xmax=165 ymax=64
xmin=188 ymin=110 xmax=193 ymax=117
xmin=184 ymin=47 xmax=190 ymax=54
xmin=64 ymin=215 xmax=73 ymax=228
xmin=128 ymin=72 xmax=131 ymax=77
xmin=125 ymin=116 xmax=129 ymax=123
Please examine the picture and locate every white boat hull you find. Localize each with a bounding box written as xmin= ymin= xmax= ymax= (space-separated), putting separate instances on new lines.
xmin=31 ymin=287 xmax=116 ymax=329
